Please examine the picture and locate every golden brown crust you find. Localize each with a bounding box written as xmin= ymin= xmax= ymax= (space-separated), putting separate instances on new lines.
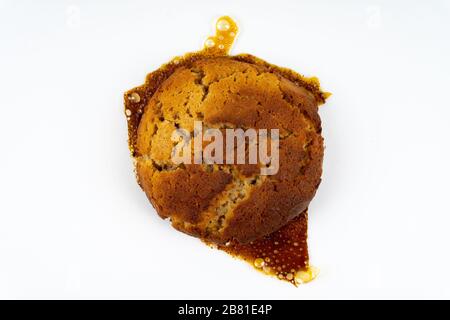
xmin=125 ymin=54 xmax=324 ymax=244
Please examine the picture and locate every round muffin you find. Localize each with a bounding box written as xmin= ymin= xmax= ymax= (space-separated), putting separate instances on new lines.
xmin=125 ymin=54 xmax=325 ymax=244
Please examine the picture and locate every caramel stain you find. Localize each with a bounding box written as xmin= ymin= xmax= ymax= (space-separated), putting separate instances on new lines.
xmin=217 ymin=210 xmax=318 ymax=286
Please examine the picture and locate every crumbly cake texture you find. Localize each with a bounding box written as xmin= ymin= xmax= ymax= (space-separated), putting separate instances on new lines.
xmin=125 ymin=53 xmax=326 ymax=244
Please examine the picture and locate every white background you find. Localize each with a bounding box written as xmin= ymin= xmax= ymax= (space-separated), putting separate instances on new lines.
xmin=1 ymin=0 xmax=450 ymax=299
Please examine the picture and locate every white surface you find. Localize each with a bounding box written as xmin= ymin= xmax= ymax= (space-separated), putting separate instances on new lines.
xmin=1 ymin=0 xmax=450 ymax=299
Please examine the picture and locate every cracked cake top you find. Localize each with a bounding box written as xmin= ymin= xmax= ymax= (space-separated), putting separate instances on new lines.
xmin=125 ymin=55 xmax=325 ymax=244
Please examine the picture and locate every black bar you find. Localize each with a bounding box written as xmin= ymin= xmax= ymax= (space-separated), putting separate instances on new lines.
xmin=0 ymin=300 xmax=448 ymax=318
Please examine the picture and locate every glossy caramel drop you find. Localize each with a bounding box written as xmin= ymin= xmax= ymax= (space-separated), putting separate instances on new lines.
xmin=203 ymin=16 xmax=238 ymax=55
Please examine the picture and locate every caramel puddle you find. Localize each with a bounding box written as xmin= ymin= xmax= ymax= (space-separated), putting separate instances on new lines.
xmin=212 ymin=211 xmax=318 ymax=286
xmin=125 ymin=16 xmax=325 ymax=285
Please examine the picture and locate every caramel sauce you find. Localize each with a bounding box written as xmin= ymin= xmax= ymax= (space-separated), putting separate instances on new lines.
xmin=217 ymin=211 xmax=317 ymax=285
xmin=125 ymin=16 xmax=323 ymax=285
